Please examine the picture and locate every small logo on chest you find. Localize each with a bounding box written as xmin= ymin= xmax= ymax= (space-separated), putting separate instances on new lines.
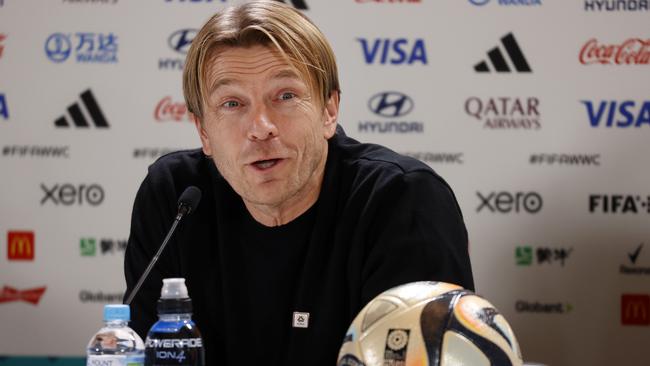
xmin=292 ymin=311 xmax=310 ymax=328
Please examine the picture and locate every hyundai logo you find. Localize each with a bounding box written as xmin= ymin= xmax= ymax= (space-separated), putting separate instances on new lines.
xmin=368 ymin=92 xmax=414 ymax=118
xmin=168 ymin=29 xmax=197 ymax=55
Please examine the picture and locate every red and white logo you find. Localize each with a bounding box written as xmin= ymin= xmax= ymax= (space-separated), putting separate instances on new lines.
xmin=580 ymin=38 xmax=650 ymax=65
xmin=7 ymin=231 xmax=34 ymax=261
xmin=621 ymin=294 xmax=650 ymax=326
xmin=154 ymin=96 xmax=191 ymax=122
xmin=0 ymin=34 xmax=5 ymax=59
xmin=0 ymin=286 xmax=47 ymax=305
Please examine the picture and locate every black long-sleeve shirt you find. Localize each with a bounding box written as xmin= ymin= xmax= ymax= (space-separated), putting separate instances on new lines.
xmin=124 ymin=127 xmax=474 ymax=366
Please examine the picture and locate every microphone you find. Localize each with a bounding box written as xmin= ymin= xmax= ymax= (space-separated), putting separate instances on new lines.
xmin=125 ymin=186 xmax=202 ymax=305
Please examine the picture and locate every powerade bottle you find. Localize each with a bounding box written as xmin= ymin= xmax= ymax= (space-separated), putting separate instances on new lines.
xmin=87 ymin=304 xmax=145 ymax=366
xmin=145 ymin=278 xmax=205 ymax=366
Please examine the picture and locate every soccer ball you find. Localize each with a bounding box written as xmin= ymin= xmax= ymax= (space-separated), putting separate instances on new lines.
xmin=337 ymin=281 xmax=523 ymax=366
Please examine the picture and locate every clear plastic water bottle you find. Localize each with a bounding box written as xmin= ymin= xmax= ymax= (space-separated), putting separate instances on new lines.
xmin=145 ymin=278 xmax=205 ymax=366
xmin=87 ymin=304 xmax=145 ymax=366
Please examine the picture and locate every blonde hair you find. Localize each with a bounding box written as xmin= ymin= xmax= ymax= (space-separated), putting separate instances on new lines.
xmin=183 ymin=0 xmax=340 ymax=120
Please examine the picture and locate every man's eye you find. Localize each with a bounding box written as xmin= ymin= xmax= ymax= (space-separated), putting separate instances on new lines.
xmin=279 ymin=92 xmax=296 ymax=101
xmin=222 ymin=100 xmax=240 ymax=108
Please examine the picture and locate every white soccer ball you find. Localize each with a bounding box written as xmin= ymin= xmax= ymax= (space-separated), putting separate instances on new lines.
xmin=337 ymin=281 xmax=523 ymax=366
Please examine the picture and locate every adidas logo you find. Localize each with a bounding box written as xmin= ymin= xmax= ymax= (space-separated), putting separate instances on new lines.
xmin=54 ymin=89 xmax=109 ymax=128
xmin=274 ymin=0 xmax=308 ymax=10
xmin=474 ymin=33 xmax=532 ymax=73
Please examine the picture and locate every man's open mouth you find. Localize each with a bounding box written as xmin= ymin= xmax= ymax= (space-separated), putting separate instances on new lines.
xmin=252 ymin=158 xmax=281 ymax=170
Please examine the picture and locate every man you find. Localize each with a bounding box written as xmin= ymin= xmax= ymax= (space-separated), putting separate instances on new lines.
xmin=124 ymin=1 xmax=473 ymax=365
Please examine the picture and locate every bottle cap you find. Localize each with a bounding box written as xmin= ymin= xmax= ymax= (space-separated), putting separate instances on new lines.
xmin=104 ymin=304 xmax=130 ymax=321
xmin=161 ymin=278 xmax=189 ymax=299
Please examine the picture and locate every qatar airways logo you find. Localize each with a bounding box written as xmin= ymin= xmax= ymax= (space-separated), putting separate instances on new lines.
xmin=579 ymin=38 xmax=650 ymax=65
xmin=154 ymin=96 xmax=191 ymax=122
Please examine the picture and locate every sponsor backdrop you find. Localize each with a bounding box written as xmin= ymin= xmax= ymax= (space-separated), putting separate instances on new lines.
xmin=0 ymin=0 xmax=649 ymax=365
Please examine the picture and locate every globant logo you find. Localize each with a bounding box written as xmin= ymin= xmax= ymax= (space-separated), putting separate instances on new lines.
xmin=476 ymin=191 xmax=543 ymax=214
xmin=465 ymin=97 xmax=540 ymax=129
xmin=79 ymin=290 xmax=124 ymax=304
xmin=0 ymin=286 xmax=47 ymax=305
xmin=0 ymin=93 xmax=8 ymax=120
xmin=620 ymin=243 xmax=650 ymax=275
xmin=80 ymin=237 xmax=127 ymax=256
xmin=358 ymin=91 xmax=423 ymax=133
xmin=358 ymin=38 xmax=427 ymax=65
xmin=589 ymin=194 xmax=650 ymax=214
xmin=515 ymin=301 xmax=573 ymax=314
xmin=40 ymin=183 xmax=105 ymax=206
xmin=582 ymin=100 xmax=650 ymax=128
xmin=155 ymin=96 xmax=191 ymax=122
xmin=45 ymin=32 xmax=118 ymax=64
xmin=470 ymin=0 xmax=541 ymax=6
xmin=579 ymin=38 xmax=650 ymax=65
xmin=159 ymin=29 xmax=197 ymax=70
xmin=529 ymin=153 xmax=601 ymax=166
xmin=515 ymin=245 xmax=572 ymax=266
xmin=585 ymin=0 xmax=649 ymax=11
xmin=400 ymin=152 xmax=464 ymax=165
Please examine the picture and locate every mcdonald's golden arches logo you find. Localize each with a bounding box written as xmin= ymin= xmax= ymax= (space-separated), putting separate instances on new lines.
xmin=7 ymin=231 xmax=34 ymax=261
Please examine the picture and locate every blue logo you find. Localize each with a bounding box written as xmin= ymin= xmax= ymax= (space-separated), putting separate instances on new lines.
xmin=168 ymin=29 xmax=197 ymax=54
xmin=0 ymin=93 xmax=8 ymax=120
xmin=45 ymin=33 xmax=72 ymax=63
xmin=45 ymin=32 xmax=118 ymax=64
xmin=582 ymin=100 xmax=650 ymax=128
xmin=368 ymin=92 xmax=414 ymax=118
xmin=469 ymin=0 xmax=490 ymax=5
xmin=358 ymin=38 xmax=427 ymax=65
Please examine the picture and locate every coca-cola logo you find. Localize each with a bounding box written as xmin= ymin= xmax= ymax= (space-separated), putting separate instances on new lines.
xmin=579 ymin=38 xmax=650 ymax=65
xmin=154 ymin=96 xmax=191 ymax=122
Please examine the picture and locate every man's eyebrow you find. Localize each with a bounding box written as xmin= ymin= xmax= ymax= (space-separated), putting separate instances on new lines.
xmin=208 ymin=69 xmax=301 ymax=96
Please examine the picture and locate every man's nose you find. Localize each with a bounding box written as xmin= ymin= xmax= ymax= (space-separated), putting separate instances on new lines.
xmin=247 ymin=103 xmax=278 ymax=141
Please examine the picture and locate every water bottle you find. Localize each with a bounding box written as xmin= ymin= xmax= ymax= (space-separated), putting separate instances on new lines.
xmin=145 ymin=278 xmax=205 ymax=366
xmin=87 ymin=304 xmax=145 ymax=366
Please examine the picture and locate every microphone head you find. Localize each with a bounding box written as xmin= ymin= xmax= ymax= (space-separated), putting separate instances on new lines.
xmin=177 ymin=186 xmax=202 ymax=215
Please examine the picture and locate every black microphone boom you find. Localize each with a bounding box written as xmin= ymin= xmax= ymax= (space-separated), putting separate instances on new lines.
xmin=124 ymin=186 xmax=202 ymax=305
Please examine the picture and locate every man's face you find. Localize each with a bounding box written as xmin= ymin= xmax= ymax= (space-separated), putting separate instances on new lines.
xmin=195 ymin=45 xmax=338 ymax=215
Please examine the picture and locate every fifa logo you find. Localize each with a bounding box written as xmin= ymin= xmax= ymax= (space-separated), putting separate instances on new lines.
xmin=7 ymin=231 xmax=34 ymax=261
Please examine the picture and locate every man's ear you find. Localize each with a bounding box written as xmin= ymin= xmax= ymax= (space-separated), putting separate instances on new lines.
xmin=191 ymin=113 xmax=212 ymax=156
xmin=322 ymin=91 xmax=339 ymax=139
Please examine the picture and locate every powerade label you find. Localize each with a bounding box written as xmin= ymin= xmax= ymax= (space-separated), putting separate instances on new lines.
xmin=145 ymin=320 xmax=204 ymax=365
xmin=87 ymin=354 xmax=144 ymax=366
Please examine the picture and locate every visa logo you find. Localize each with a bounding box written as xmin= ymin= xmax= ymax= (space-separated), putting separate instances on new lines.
xmin=581 ymin=100 xmax=650 ymax=128
xmin=358 ymin=38 xmax=427 ymax=65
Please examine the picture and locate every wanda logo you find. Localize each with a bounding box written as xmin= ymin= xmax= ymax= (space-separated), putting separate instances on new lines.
xmin=579 ymin=38 xmax=650 ymax=65
xmin=154 ymin=96 xmax=191 ymax=122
